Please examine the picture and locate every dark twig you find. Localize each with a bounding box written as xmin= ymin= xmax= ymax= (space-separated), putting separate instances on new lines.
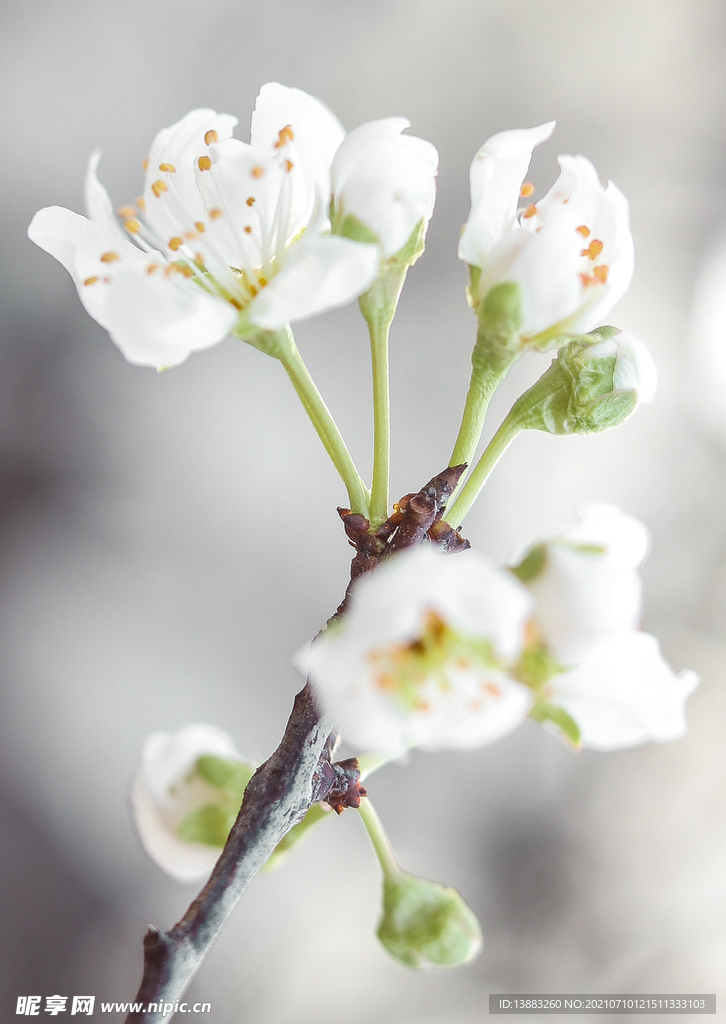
xmin=125 ymin=465 xmax=467 ymax=1023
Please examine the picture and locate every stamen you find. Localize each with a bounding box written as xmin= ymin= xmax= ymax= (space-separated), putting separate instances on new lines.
xmin=151 ymin=180 xmax=168 ymax=197
xmin=83 ymin=276 xmax=99 ymax=286
xmin=520 ymin=182 xmax=535 ymax=198
xmin=198 ymin=156 xmax=212 ymax=171
xmin=593 ymin=264 xmax=609 ymax=284
xmin=251 ymin=166 xmax=265 ymax=178
xmin=137 ymin=197 xmax=146 ymax=212
xmin=274 ymin=125 xmax=294 ymax=148
xmin=168 ymin=237 xmax=184 ymax=251
xmin=581 ymin=239 xmax=603 ymax=260
xmin=159 ymin=162 xmax=176 ymax=173
xmin=142 ymin=158 xmax=149 ymax=172
xmin=146 ymin=263 xmax=160 ymax=274
xmin=209 ymin=207 xmax=223 ymax=219
xmin=246 ymin=197 xmax=255 ymax=207
xmin=123 ymin=219 xmax=141 ymax=234
xmin=100 ymin=251 xmax=120 ymax=263
xmin=244 ymin=225 xmax=252 ymax=234
xmin=576 ymin=225 xmax=590 ymax=238
xmin=184 ymin=231 xmax=197 ymax=241
xmin=180 ymin=264 xmax=194 ymax=278
xmin=522 ymin=203 xmax=537 ymax=219
xmin=579 ymin=273 xmax=597 ymax=289
xmin=195 ymin=221 xmax=205 ymax=233
xmin=118 ymin=205 xmax=137 ymax=218
xmin=285 ymin=159 xmax=294 ymax=173
xmin=204 ymin=129 xmax=218 ymax=146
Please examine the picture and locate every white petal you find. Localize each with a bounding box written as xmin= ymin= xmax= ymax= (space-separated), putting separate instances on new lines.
xmin=563 ymin=503 xmax=650 ymax=567
xmin=28 ymin=206 xmax=237 ymax=368
xmin=251 ymin=83 xmax=345 ymax=231
xmin=551 ymin=633 xmax=699 ymax=750
xmin=140 ymin=724 xmax=242 ymax=803
xmin=332 ymin=118 xmax=439 ymax=256
xmin=248 ymin=234 xmax=379 ymax=328
xmin=612 ymin=331 xmax=658 ymax=403
xmin=143 ymin=109 xmax=238 ymax=246
xmin=84 ymin=150 xmax=124 ymax=236
xmin=458 ymin=121 xmax=555 ymax=268
xmin=130 ymin=773 xmax=221 ymax=883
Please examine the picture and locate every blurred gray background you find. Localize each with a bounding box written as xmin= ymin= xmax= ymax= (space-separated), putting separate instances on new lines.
xmin=1 ymin=1 xmax=726 ymax=1020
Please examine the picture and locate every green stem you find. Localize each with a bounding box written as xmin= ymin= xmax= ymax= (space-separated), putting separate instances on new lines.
xmin=273 ymin=328 xmax=370 ymax=516
xmin=356 ymin=751 xmax=394 ymax=782
xmin=444 ymin=408 xmax=523 ymax=530
xmin=357 ymin=796 xmax=402 ymax=883
xmin=368 ymin=317 xmax=391 ymax=527
xmin=449 ymin=357 xmax=515 ymax=474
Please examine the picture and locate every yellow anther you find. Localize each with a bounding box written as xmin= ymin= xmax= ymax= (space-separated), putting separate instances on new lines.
xmin=198 ymin=155 xmax=212 ymax=171
xmin=246 ymin=196 xmax=255 ymax=207
xmin=142 ymin=157 xmax=149 ymax=172
xmin=123 ymin=219 xmax=141 ymax=234
xmin=520 ymin=182 xmax=535 ymax=198
xmin=180 ymin=264 xmax=194 ymax=278
xmin=83 ymin=276 xmax=99 ymax=286
xmin=118 ymin=205 xmax=136 ymax=219
xmin=151 ymin=180 xmax=167 ymax=197
xmin=285 ymin=159 xmax=294 ymax=173
xmin=184 ymin=231 xmax=197 ymax=241
xmin=195 ymin=221 xmax=205 ymax=233
xmin=581 ymin=238 xmax=603 ymax=260
xmin=522 ymin=203 xmax=537 ymax=219
xmin=258 ymin=276 xmax=267 ymax=287
xmin=593 ymin=264 xmax=609 ymax=284
xmin=195 ymin=252 xmax=205 ymax=264
xmin=100 ymin=251 xmax=120 ymax=263
xmin=146 ymin=263 xmax=160 ymax=274
xmin=244 ymin=225 xmax=252 ymax=234
xmin=204 ymin=129 xmax=218 ymax=146
xmin=275 ymin=124 xmax=294 ymax=148
xmin=137 ymin=197 xmax=146 ymax=211
xmin=168 ymin=237 xmax=183 ymax=251
xmin=209 ymin=207 xmax=223 ymax=219
xmin=576 ymin=225 xmax=590 ymax=238
xmin=579 ymin=272 xmax=596 ymax=289
xmin=251 ymin=165 xmax=265 ymax=178
xmin=159 ymin=162 xmax=176 ymax=173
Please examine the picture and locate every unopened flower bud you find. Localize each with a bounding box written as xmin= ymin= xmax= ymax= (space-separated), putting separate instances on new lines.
xmin=511 ymin=328 xmax=657 ymax=436
xmin=377 ymin=871 xmax=483 ymax=969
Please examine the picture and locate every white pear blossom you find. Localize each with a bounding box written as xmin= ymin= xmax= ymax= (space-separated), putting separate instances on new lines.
xmin=302 ymin=547 xmax=533 ymax=756
xmin=28 ymin=84 xmax=380 ymax=369
xmin=513 ymin=504 xmax=698 ymax=748
xmin=331 ymin=118 xmax=439 ymax=256
xmin=131 ymin=724 xmax=252 ymax=882
xmin=459 ymin=124 xmax=634 ymax=342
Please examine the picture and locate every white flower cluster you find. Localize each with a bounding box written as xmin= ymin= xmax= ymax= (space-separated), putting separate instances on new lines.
xmin=29 ymin=84 xmax=438 ymax=369
xmin=303 ymin=506 xmax=697 ymax=756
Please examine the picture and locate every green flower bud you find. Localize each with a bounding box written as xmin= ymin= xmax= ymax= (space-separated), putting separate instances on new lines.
xmin=511 ymin=328 xmax=656 ymax=436
xmin=377 ymin=871 xmax=483 ymax=969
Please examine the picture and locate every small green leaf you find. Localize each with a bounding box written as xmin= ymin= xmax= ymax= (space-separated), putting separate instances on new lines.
xmin=510 ymin=544 xmax=547 ymax=582
xmin=335 ymin=213 xmax=380 ymax=246
xmin=194 ymin=755 xmax=254 ymax=801
xmin=529 ymin=700 xmax=582 ymax=748
xmin=176 ymin=804 xmax=234 ymax=847
xmin=515 ymin=645 xmax=567 ymax=691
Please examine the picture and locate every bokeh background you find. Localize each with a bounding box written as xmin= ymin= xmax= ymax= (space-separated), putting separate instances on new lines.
xmin=1 ymin=1 xmax=726 ymax=1020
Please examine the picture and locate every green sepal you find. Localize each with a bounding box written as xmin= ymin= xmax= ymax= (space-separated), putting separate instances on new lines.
xmin=529 ymin=700 xmax=582 ymax=748
xmin=263 ymin=802 xmax=331 ymax=873
xmin=176 ymin=803 xmax=236 ymax=847
xmin=195 ymin=755 xmax=255 ymax=803
xmin=510 ymin=544 xmax=547 ymax=582
xmin=332 ymin=212 xmax=380 ymax=247
xmin=377 ymin=872 xmax=483 ymax=969
xmin=514 ymin=644 xmax=568 ymax=692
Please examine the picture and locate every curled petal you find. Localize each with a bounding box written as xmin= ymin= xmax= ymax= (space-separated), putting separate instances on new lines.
xmin=332 ymin=118 xmax=439 ymax=256
xmin=248 ymin=234 xmax=379 ymax=329
xmin=458 ymin=121 xmax=555 ymax=268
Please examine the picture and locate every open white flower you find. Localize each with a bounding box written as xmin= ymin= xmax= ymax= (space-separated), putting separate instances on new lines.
xmin=512 ymin=505 xmax=698 ymax=748
xmin=459 ymin=124 xmax=634 ymax=343
xmin=331 ymin=118 xmax=439 ymax=257
xmin=28 ymin=84 xmax=380 ymax=369
xmin=302 ymin=547 xmax=533 ymax=756
xmin=131 ymin=724 xmax=253 ymax=882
